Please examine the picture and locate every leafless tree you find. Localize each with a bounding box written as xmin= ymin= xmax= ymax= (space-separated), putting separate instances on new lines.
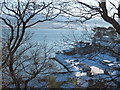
xmin=2 ymin=34 xmax=58 ymax=89
xmin=0 ymin=0 xmax=61 ymax=89
xmin=54 ymin=0 xmax=120 ymax=87
xmin=55 ymin=0 xmax=120 ymax=34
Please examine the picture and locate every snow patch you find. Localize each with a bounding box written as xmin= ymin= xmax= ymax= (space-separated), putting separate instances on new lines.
xmin=90 ymin=66 xmax=104 ymax=75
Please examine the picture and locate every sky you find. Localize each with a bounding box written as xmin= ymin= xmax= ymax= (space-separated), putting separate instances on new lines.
xmin=0 ymin=0 xmax=119 ymax=17
xmin=0 ymin=0 xmax=119 ymax=6
xmin=0 ymin=0 xmax=119 ymax=4
xmin=0 ymin=0 xmax=119 ymax=8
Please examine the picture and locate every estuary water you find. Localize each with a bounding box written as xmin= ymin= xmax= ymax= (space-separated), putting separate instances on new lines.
xmin=28 ymin=18 xmax=110 ymax=53
xmin=0 ymin=18 xmax=111 ymax=54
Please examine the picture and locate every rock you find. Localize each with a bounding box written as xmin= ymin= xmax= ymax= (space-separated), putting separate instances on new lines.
xmin=63 ymin=49 xmax=76 ymax=55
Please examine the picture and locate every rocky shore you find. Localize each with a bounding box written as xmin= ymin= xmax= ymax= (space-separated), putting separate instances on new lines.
xmin=52 ymin=27 xmax=120 ymax=87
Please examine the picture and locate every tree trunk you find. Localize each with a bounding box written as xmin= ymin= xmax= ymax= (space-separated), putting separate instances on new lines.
xmin=100 ymin=2 xmax=120 ymax=34
xmin=9 ymin=53 xmax=20 ymax=89
xmin=24 ymin=81 xmax=28 ymax=90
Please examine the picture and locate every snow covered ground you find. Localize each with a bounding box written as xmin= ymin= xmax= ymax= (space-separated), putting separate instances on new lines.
xmin=51 ymin=27 xmax=120 ymax=88
xmin=53 ymin=49 xmax=120 ymax=87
